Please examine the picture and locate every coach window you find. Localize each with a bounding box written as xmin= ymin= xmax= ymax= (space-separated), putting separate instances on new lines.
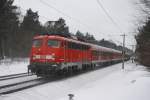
xmin=47 ymin=40 xmax=60 ymax=48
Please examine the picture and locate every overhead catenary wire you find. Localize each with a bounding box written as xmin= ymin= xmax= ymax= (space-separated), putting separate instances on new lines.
xmin=38 ymin=0 xmax=102 ymax=35
xmin=19 ymin=0 xmax=125 ymax=43
xmin=19 ymin=5 xmax=106 ymax=40
xmin=96 ymin=0 xmax=123 ymax=33
xmin=96 ymin=0 xmax=129 ymax=69
xmin=19 ymin=0 xmax=96 ymax=34
xmin=96 ymin=0 xmax=132 ymax=53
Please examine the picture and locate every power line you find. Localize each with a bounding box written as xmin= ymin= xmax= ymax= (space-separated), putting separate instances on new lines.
xmin=96 ymin=0 xmax=123 ymax=33
xmin=39 ymin=0 xmax=70 ymax=19
xmin=19 ymin=5 xmax=105 ymax=39
xmin=19 ymin=0 xmax=125 ymax=41
xmin=20 ymin=2 xmax=88 ymax=30
xmin=38 ymin=0 xmax=99 ymax=34
xmin=96 ymin=0 xmax=132 ymax=53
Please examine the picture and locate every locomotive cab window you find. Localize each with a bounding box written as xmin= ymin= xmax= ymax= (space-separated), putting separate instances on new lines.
xmin=47 ymin=40 xmax=60 ymax=47
xmin=32 ymin=39 xmax=42 ymax=47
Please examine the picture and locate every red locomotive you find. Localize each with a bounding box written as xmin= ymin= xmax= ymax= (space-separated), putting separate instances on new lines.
xmin=28 ymin=34 xmax=123 ymax=76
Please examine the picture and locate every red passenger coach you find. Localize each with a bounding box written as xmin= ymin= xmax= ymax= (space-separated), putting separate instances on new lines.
xmin=28 ymin=34 xmax=123 ymax=76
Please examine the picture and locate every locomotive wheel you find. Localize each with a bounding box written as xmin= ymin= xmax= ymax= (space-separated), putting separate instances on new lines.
xmin=68 ymin=67 xmax=73 ymax=75
xmin=56 ymin=70 xmax=63 ymax=76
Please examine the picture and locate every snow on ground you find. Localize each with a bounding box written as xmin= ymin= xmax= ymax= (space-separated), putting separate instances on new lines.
xmin=0 ymin=61 xmax=150 ymax=100
xmin=0 ymin=59 xmax=28 ymax=76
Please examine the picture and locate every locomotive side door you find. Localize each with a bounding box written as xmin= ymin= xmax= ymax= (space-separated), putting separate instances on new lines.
xmin=60 ymin=40 xmax=68 ymax=69
xmin=63 ymin=41 xmax=68 ymax=63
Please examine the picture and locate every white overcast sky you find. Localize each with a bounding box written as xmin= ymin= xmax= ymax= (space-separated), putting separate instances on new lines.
xmin=14 ymin=0 xmax=142 ymax=49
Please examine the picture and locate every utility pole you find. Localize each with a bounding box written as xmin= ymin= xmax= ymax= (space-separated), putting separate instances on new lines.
xmin=120 ymin=34 xmax=127 ymax=69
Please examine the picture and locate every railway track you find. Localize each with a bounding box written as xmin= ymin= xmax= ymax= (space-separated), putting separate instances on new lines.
xmin=0 ymin=73 xmax=33 ymax=81
xmin=0 ymin=73 xmax=57 ymax=95
xmin=0 ymin=73 xmax=27 ymax=78
xmin=0 ymin=72 xmax=80 ymax=95
xmin=0 ymin=77 xmax=49 ymax=95
xmin=0 ymin=73 xmax=47 ymax=95
xmin=0 ymin=67 xmax=104 ymax=95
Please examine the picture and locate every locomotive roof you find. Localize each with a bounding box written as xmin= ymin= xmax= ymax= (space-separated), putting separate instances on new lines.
xmin=34 ymin=35 xmax=122 ymax=54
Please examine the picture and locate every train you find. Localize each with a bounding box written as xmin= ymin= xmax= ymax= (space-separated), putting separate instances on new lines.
xmin=28 ymin=34 xmax=129 ymax=76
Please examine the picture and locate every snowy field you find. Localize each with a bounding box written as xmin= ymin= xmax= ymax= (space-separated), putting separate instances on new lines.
xmin=0 ymin=59 xmax=28 ymax=76
xmin=0 ymin=60 xmax=150 ymax=100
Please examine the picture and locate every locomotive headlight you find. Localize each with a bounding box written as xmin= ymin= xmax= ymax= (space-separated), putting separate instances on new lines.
xmin=45 ymin=55 xmax=54 ymax=60
xmin=33 ymin=55 xmax=41 ymax=60
xmin=32 ymin=55 xmax=55 ymax=60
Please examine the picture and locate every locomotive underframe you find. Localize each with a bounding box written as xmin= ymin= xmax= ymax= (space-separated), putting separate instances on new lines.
xmin=28 ymin=62 xmax=61 ymax=75
xmin=28 ymin=58 xmax=123 ymax=76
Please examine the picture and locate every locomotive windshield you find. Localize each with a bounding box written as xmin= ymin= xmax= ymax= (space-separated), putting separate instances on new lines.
xmin=47 ymin=40 xmax=60 ymax=47
xmin=32 ymin=39 xmax=42 ymax=47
